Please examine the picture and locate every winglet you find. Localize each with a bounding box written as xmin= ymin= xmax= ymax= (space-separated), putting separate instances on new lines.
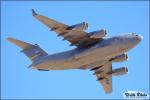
xmin=7 ymin=37 xmax=33 ymax=49
xmin=32 ymin=9 xmax=37 ymax=16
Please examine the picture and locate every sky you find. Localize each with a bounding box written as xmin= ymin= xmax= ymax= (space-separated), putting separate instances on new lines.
xmin=1 ymin=1 xmax=149 ymax=99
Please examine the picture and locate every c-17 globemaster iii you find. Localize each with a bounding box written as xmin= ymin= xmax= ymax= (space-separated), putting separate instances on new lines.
xmin=7 ymin=9 xmax=142 ymax=94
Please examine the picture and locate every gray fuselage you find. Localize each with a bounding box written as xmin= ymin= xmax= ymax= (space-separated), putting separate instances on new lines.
xmin=32 ymin=33 xmax=142 ymax=70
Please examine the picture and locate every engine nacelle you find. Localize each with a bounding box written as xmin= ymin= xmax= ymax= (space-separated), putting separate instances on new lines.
xmin=88 ymin=29 xmax=107 ymax=39
xmin=67 ymin=22 xmax=88 ymax=31
xmin=111 ymin=54 xmax=128 ymax=62
xmin=112 ymin=67 xmax=128 ymax=76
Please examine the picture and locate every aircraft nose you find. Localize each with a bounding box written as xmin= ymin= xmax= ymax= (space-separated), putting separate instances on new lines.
xmin=131 ymin=33 xmax=143 ymax=43
xmin=134 ymin=34 xmax=143 ymax=42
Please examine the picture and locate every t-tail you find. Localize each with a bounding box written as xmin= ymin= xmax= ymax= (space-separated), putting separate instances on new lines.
xmin=7 ymin=37 xmax=48 ymax=62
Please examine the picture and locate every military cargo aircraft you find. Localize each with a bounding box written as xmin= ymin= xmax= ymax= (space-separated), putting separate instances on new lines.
xmin=7 ymin=9 xmax=142 ymax=93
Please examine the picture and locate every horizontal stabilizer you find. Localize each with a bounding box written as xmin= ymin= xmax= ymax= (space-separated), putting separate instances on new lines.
xmin=7 ymin=37 xmax=33 ymax=49
xmin=7 ymin=37 xmax=48 ymax=62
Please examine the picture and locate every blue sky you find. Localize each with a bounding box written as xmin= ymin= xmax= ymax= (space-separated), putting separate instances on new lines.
xmin=1 ymin=1 xmax=149 ymax=99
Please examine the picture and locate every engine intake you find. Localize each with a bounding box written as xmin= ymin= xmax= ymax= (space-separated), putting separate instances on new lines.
xmin=112 ymin=67 xmax=128 ymax=76
xmin=88 ymin=29 xmax=107 ymax=39
xmin=67 ymin=22 xmax=88 ymax=31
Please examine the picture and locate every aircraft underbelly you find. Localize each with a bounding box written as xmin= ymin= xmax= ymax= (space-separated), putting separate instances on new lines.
xmin=35 ymin=44 xmax=121 ymax=70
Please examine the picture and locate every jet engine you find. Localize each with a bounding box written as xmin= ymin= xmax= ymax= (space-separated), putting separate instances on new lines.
xmin=112 ymin=67 xmax=128 ymax=76
xmin=88 ymin=29 xmax=107 ymax=39
xmin=110 ymin=54 xmax=128 ymax=62
xmin=67 ymin=22 xmax=88 ymax=31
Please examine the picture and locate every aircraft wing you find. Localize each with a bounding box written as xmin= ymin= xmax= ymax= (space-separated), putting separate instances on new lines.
xmin=32 ymin=9 xmax=99 ymax=48
xmin=32 ymin=9 xmax=68 ymax=32
xmin=93 ymin=62 xmax=112 ymax=93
